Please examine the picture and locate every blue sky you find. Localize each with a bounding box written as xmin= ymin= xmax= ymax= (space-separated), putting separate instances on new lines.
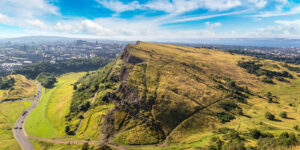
xmin=0 ymin=0 xmax=300 ymax=41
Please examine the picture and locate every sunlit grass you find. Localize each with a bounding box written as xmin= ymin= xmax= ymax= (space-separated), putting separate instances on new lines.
xmin=0 ymin=101 xmax=32 ymax=150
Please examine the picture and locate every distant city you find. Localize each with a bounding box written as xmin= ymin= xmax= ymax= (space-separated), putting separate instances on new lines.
xmin=0 ymin=40 xmax=127 ymax=74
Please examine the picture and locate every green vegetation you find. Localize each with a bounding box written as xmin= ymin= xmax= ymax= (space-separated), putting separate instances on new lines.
xmin=265 ymin=112 xmax=275 ymax=120
xmin=36 ymin=72 xmax=57 ymax=88
xmin=238 ymin=60 xmax=293 ymax=84
xmin=280 ymin=112 xmax=288 ymax=118
xmin=25 ymin=72 xmax=85 ymax=138
xmin=28 ymin=42 xmax=300 ymax=149
xmin=0 ymin=76 xmax=15 ymax=90
xmin=0 ymin=74 xmax=37 ymax=101
xmin=13 ymin=58 xmax=111 ymax=79
xmin=0 ymin=101 xmax=32 ymax=150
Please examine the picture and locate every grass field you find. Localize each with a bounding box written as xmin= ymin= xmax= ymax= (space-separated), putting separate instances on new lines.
xmin=0 ymin=75 xmax=37 ymax=101
xmin=25 ymin=72 xmax=86 ymax=139
xmin=0 ymin=101 xmax=32 ymax=150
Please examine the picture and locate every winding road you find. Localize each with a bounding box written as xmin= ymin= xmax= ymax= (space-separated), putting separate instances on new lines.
xmin=12 ymin=81 xmax=43 ymax=150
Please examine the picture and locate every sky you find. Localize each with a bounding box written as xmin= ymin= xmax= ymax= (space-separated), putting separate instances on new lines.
xmin=0 ymin=0 xmax=300 ymax=42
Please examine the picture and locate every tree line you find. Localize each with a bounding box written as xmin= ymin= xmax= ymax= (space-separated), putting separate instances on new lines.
xmin=0 ymin=76 xmax=15 ymax=90
xmin=12 ymin=58 xmax=111 ymax=88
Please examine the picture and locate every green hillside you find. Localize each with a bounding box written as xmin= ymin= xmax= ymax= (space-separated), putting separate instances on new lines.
xmin=44 ymin=42 xmax=300 ymax=149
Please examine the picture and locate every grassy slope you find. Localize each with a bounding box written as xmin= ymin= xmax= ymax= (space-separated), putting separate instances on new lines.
xmin=0 ymin=75 xmax=37 ymax=101
xmin=25 ymin=72 xmax=85 ymax=139
xmin=105 ymin=42 xmax=262 ymax=145
xmin=0 ymin=101 xmax=32 ymax=150
xmin=24 ymin=42 xmax=300 ymax=149
xmin=98 ymin=42 xmax=300 ymax=148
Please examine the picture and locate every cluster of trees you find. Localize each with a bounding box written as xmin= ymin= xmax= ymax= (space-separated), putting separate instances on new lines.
xmin=238 ymin=61 xmax=293 ymax=84
xmin=206 ymin=128 xmax=298 ymax=150
xmin=226 ymin=49 xmax=300 ymax=65
xmin=0 ymin=76 xmax=15 ymax=90
xmin=13 ymin=58 xmax=111 ymax=79
xmin=36 ymin=73 xmax=57 ymax=88
xmin=217 ymin=112 xmax=235 ymax=123
xmin=257 ymin=132 xmax=298 ymax=149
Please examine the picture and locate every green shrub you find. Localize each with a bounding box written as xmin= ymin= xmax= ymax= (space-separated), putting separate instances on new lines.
xmin=219 ymin=101 xmax=238 ymax=111
xmin=265 ymin=112 xmax=275 ymax=120
xmin=279 ymin=112 xmax=287 ymax=118
xmin=293 ymin=125 xmax=299 ymax=130
xmin=250 ymin=129 xmax=262 ymax=139
xmin=64 ymin=126 xmax=70 ymax=133
xmin=0 ymin=76 xmax=15 ymax=90
xmin=262 ymin=77 xmax=274 ymax=84
xmin=217 ymin=112 xmax=235 ymax=123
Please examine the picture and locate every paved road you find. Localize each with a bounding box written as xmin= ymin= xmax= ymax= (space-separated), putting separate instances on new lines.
xmin=12 ymin=81 xmax=43 ymax=150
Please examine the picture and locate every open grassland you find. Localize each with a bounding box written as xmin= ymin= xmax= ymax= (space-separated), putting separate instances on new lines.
xmin=0 ymin=101 xmax=32 ymax=150
xmin=0 ymin=75 xmax=37 ymax=101
xmin=25 ymin=72 xmax=85 ymax=139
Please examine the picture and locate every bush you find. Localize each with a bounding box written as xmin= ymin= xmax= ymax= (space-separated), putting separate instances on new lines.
xmin=293 ymin=125 xmax=299 ymax=130
xmin=262 ymin=77 xmax=274 ymax=84
xmin=250 ymin=129 xmax=262 ymax=139
xmin=64 ymin=126 xmax=70 ymax=133
xmin=280 ymin=112 xmax=287 ymax=118
xmin=0 ymin=76 xmax=15 ymax=90
xmin=219 ymin=101 xmax=238 ymax=111
xmin=217 ymin=112 xmax=235 ymax=123
xmin=265 ymin=112 xmax=275 ymax=120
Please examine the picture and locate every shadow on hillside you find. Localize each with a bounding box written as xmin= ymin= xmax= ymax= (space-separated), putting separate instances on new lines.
xmin=242 ymin=114 xmax=252 ymax=118
xmin=273 ymin=119 xmax=282 ymax=122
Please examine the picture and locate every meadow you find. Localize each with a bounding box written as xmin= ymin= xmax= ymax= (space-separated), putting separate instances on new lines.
xmin=0 ymin=101 xmax=32 ymax=150
xmin=25 ymin=72 xmax=86 ymax=139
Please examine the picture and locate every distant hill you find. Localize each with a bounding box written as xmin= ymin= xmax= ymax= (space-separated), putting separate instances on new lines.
xmin=56 ymin=42 xmax=300 ymax=149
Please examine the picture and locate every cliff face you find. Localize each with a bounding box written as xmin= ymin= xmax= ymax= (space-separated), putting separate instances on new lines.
xmin=97 ymin=42 xmax=260 ymax=144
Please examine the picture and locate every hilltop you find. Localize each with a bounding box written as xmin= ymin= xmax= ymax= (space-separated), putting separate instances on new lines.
xmin=26 ymin=42 xmax=300 ymax=149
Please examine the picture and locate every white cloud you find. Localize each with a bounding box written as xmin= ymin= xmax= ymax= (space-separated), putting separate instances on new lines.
xmin=96 ymin=0 xmax=141 ymax=14
xmin=205 ymin=22 xmax=222 ymax=30
xmin=0 ymin=13 xmax=12 ymax=24
xmin=249 ymin=0 xmax=267 ymax=8
xmin=254 ymin=20 xmax=300 ymax=38
xmin=25 ymin=19 xmax=50 ymax=29
xmin=0 ymin=0 xmax=58 ymax=18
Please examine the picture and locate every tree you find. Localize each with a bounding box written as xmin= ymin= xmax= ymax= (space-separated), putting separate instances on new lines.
xmin=280 ymin=112 xmax=287 ymax=118
xmin=265 ymin=112 xmax=275 ymax=120
xmin=64 ymin=126 xmax=70 ymax=133
xmin=250 ymin=129 xmax=262 ymax=139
